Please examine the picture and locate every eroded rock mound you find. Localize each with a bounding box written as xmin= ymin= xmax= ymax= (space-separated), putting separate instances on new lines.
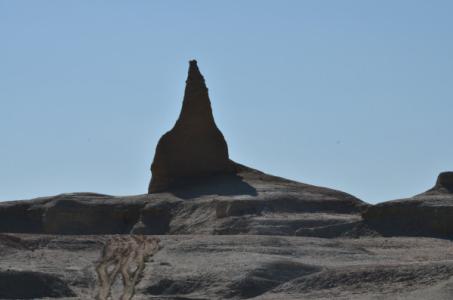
xmin=363 ymin=172 xmax=453 ymax=237
xmin=0 ymin=60 xmax=368 ymax=237
xmin=428 ymin=171 xmax=453 ymax=194
xmin=149 ymin=60 xmax=234 ymax=193
xmin=0 ymin=167 xmax=367 ymax=236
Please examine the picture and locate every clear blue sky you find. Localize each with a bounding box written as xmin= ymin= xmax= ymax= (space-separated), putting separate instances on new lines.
xmin=1 ymin=1 xmax=452 ymax=203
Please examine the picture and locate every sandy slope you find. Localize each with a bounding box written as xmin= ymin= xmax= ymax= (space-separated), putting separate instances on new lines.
xmin=1 ymin=233 xmax=453 ymax=299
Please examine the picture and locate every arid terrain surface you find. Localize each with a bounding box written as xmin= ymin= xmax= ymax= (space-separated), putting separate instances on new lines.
xmin=1 ymin=168 xmax=453 ymax=299
xmin=1 ymin=61 xmax=452 ymax=299
xmin=1 ymin=233 xmax=453 ymax=299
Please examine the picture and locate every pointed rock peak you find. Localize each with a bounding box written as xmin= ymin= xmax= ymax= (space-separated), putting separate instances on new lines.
xmin=148 ymin=60 xmax=234 ymax=193
xmin=187 ymin=59 xmax=203 ymax=82
xmin=434 ymin=172 xmax=453 ymax=192
xmin=176 ymin=60 xmax=215 ymax=127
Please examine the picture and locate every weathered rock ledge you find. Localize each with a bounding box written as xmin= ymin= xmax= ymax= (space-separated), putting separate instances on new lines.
xmin=0 ymin=163 xmax=367 ymax=237
xmin=363 ymin=172 xmax=453 ymax=237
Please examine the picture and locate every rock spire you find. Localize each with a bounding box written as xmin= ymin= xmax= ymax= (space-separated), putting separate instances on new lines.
xmin=148 ymin=60 xmax=234 ymax=193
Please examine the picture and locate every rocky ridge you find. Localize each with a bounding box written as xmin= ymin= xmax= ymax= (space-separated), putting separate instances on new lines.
xmin=363 ymin=172 xmax=453 ymax=237
xmin=0 ymin=164 xmax=367 ymax=237
xmin=0 ymin=61 xmax=367 ymax=237
xmin=1 ymin=61 xmax=453 ymax=299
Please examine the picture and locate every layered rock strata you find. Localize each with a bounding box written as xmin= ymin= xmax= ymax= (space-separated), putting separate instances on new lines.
xmin=0 ymin=166 xmax=368 ymax=236
xmin=0 ymin=60 xmax=368 ymax=236
xmin=363 ymin=172 xmax=453 ymax=237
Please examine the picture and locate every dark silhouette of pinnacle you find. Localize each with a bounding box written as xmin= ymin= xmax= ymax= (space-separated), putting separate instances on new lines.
xmin=148 ymin=60 xmax=233 ymax=193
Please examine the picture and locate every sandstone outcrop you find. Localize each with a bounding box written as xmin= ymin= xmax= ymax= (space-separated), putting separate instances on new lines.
xmin=2 ymin=61 xmax=453 ymax=299
xmin=363 ymin=172 xmax=453 ymax=237
xmin=0 ymin=165 xmax=368 ymax=236
xmin=148 ymin=60 xmax=234 ymax=193
xmin=0 ymin=60 xmax=369 ymax=237
xmin=428 ymin=171 xmax=453 ymax=194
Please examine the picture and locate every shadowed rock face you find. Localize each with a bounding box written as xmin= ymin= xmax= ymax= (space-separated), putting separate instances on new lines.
xmin=432 ymin=171 xmax=453 ymax=193
xmin=363 ymin=172 xmax=453 ymax=237
xmin=149 ymin=60 xmax=234 ymax=193
xmin=0 ymin=270 xmax=75 ymax=299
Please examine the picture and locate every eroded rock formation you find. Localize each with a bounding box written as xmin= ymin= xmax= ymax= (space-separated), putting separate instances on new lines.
xmin=148 ymin=60 xmax=234 ymax=193
xmin=0 ymin=167 xmax=367 ymax=236
xmin=0 ymin=60 xmax=368 ymax=237
xmin=3 ymin=234 xmax=453 ymax=299
xmin=363 ymin=171 xmax=453 ymax=237
xmin=430 ymin=171 xmax=453 ymax=194
xmin=3 ymin=59 xmax=453 ymax=300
